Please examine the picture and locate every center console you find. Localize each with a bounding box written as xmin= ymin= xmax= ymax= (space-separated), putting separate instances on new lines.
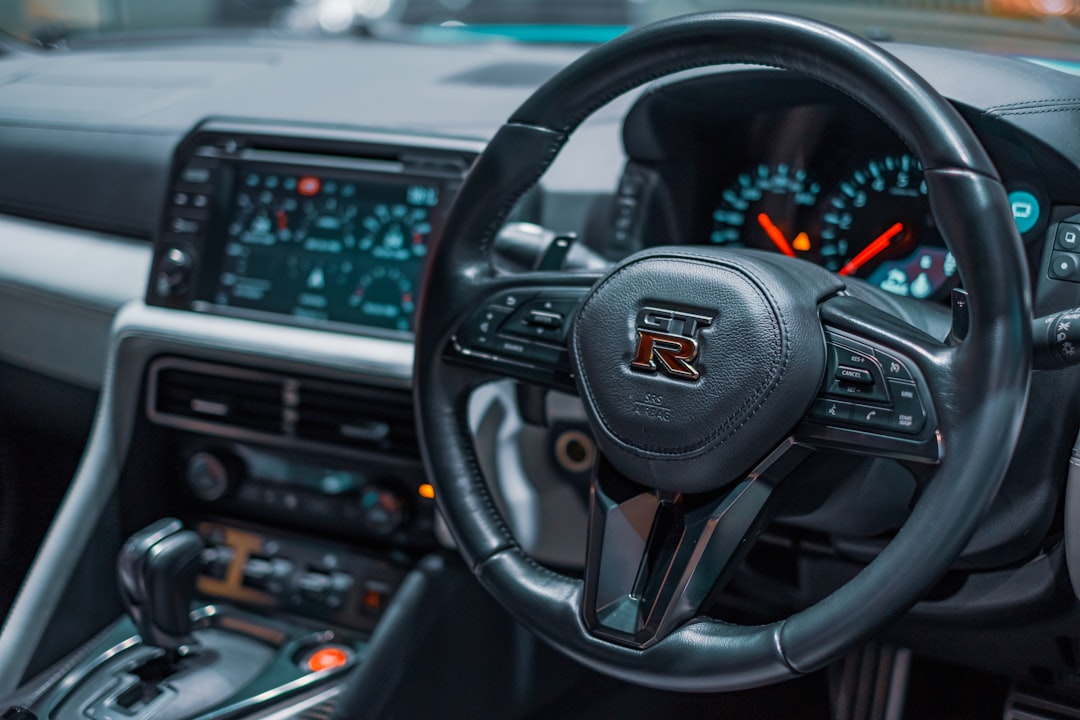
xmin=0 ymin=121 xmax=495 ymax=720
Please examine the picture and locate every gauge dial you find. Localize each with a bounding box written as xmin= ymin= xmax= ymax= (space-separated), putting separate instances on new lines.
xmin=347 ymin=265 xmax=415 ymax=331
xmin=709 ymin=164 xmax=820 ymax=255
xmin=820 ymin=153 xmax=956 ymax=300
xmin=358 ymin=203 xmax=431 ymax=261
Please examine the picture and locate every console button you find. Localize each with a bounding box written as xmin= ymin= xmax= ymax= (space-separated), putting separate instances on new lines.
xmin=169 ymin=216 xmax=200 ymax=235
xmin=180 ymin=165 xmax=212 ymax=184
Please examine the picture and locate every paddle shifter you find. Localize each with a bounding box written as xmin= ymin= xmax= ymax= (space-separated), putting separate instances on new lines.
xmin=117 ymin=518 xmax=204 ymax=658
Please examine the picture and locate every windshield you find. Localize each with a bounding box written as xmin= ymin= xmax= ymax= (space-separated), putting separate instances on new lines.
xmin=2 ymin=0 xmax=1080 ymax=59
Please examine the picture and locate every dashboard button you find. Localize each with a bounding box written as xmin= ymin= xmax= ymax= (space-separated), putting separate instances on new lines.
xmin=1057 ymin=223 xmax=1080 ymax=251
xmin=180 ymin=165 xmax=213 ymax=184
xmin=170 ymin=216 xmax=201 ymax=235
xmin=1051 ymin=252 xmax=1080 ymax=281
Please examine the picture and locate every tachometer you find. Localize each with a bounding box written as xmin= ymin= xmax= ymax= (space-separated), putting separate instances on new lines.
xmin=709 ymin=164 xmax=820 ymax=254
xmin=820 ymin=153 xmax=956 ymax=300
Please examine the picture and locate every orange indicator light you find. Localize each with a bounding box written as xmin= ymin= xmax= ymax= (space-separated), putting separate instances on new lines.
xmin=418 ymin=483 xmax=435 ymax=499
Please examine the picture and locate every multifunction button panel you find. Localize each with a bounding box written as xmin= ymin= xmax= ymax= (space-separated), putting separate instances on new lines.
xmin=808 ymin=330 xmax=931 ymax=437
xmin=453 ymin=287 xmax=588 ymax=389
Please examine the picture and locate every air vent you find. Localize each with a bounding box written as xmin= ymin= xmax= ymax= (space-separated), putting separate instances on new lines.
xmin=147 ymin=358 xmax=416 ymax=457
xmin=296 ymin=384 xmax=417 ymax=456
xmin=154 ymin=366 xmax=282 ymax=434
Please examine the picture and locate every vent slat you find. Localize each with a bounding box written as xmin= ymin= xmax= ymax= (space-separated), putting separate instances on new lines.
xmin=150 ymin=360 xmax=417 ymax=456
xmin=297 ymin=385 xmax=417 ymax=456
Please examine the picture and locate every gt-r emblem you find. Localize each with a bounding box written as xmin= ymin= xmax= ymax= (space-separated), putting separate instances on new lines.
xmin=630 ymin=306 xmax=716 ymax=381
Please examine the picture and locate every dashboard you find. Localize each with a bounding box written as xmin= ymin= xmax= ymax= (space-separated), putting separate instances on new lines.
xmin=6 ymin=29 xmax=1080 ymax=712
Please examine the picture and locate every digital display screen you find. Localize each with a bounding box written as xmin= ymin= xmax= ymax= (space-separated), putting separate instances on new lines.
xmin=211 ymin=162 xmax=442 ymax=333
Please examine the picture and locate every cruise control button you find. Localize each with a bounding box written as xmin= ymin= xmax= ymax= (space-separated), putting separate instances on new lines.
xmin=877 ymin=350 xmax=914 ymax=381
xmin=850 ymin=404 xmax=893 ymax=430
xmin=832 ymin=344 xmax=875 ymax=369
xmin=835 ymin=365 xmax=873 ymax=385
xmin=810 ymin=398 xmax=852 ymax=422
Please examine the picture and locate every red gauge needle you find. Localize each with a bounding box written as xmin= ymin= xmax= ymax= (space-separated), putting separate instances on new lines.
xmin=839 ymin=222 xmax=904 ymax=276
xmin=756 ymin=213 xmax=796 ymax=257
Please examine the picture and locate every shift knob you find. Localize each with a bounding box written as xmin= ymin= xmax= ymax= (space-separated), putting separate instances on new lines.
xmin=117 ymin=518 xmax=204 ymax=654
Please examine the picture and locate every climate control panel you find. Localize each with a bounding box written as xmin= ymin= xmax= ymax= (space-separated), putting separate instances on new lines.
xmin=178 ymin=439 xmax=437 ymax=548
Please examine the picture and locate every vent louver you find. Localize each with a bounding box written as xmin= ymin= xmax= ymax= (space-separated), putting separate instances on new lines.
xmin=148 ymin=358 xmax=416 ymax=457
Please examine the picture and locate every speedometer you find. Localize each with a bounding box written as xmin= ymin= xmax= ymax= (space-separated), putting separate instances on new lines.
xmin=710 ymin=164 xmax=820 ymax=254
xmin=820 ymin=153 xmax=956 ymax=300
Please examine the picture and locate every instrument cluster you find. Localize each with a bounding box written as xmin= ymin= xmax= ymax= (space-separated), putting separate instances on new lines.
xmin=707 ymin=153 xmax=964 ymax=301
xmin=623 ymin=87 xmax=1044 ymax=304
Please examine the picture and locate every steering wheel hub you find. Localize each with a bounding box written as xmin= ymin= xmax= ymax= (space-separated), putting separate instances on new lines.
xmin=570 ymin=248 xmax=839 ymax=493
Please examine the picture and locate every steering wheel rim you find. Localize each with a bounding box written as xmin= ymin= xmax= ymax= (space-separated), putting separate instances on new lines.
xmin=414 ymin=11 xmax=1031 ymax=692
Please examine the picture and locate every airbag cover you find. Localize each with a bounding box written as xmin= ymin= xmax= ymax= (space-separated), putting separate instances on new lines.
xmin=570 ymin=248 xmax=840 ymax=492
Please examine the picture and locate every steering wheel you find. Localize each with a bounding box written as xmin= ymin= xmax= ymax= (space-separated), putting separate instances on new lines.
xmin=413 ymin=11 xmax=1031 ymax=691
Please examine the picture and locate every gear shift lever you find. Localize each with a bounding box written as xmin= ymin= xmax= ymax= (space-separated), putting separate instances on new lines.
xmin=117 ymin=518 xmax=204 ymax=658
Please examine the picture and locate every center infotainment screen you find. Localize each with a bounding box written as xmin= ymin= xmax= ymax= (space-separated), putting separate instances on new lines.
xmin=209 ymin=161 xmax=443 ymax=334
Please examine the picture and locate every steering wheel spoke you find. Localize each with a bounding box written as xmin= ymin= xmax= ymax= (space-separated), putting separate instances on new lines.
xmin=792 ymin=294 xmax=948 ymax=464
xmin=582 ymin=440 xmax=813 ymax=649
xmin=444 ymin=273 xmax=596 ymax=392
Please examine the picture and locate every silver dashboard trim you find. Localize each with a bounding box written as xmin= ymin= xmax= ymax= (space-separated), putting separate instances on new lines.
xmin=0 ymin=213 xmax=150 ymax=388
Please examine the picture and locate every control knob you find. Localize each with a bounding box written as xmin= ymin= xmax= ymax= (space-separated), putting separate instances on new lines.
xmin=355 ymin=484 xmax=408 ymax=535
xmin=185 ymin=450 xmax=241 ymax=503
xmin=154 ymin=246 xmax=193 ymax=299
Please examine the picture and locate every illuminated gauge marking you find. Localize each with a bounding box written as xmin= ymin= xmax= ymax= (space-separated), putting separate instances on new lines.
xmin=358 ymin=204 xmax=431 ymax=261
xmin=821 ymin=153 xmax=955 ymax=301
xmin=349 ymin=265 xmax=415 ymax=331
xmin=709 ymin=163 xmax=819 ymax=251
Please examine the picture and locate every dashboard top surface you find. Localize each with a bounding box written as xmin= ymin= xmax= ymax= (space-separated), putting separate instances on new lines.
xmin=0 ymin=36 xmax=1079 ymax=240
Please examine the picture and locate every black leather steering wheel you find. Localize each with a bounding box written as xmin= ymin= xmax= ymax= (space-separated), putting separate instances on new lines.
xmin=414 ymin=11 xmax=1031 ymax=691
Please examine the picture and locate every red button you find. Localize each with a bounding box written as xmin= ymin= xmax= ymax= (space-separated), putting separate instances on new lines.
xmin=306 ymin=646 xmax=349 ymax=672
xmin=297 ymin=176 xmax=321 ymax=196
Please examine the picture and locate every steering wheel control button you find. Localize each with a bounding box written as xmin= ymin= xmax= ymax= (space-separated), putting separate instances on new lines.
xmin=835 ymin=366 xmax=873 ymax=385
xmin=810 ymin=398 xmax=852 ymax=422
xmin=1056 ymin=222 xmax=1080 ymax=251
xmin=877 ymin=349 xmax=915 ymax=382
xmin=887 ymin=380 xmax=926 ymax=433
xmin=1050 ymin=252 xmax=1080 ymax=282
xmin=850 ymin=404 xmax=892 ymax=430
